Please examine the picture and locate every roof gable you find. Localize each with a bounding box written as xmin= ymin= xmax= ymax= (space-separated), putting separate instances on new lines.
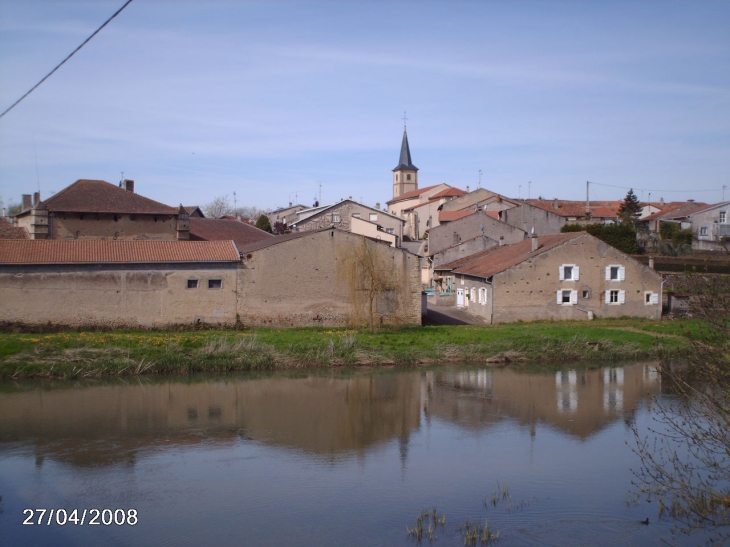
xmin=189 ymin=218 xmax=273 ymax=249
xmin=41 ymin=180 xmax=178 ymax=215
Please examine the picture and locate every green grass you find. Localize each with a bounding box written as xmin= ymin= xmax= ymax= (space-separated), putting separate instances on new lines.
xmin=0 ymin=318 xmax=698 ymax=380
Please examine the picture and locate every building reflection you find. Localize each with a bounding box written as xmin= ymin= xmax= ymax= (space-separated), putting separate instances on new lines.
xmin=0 ymin=363 xmax=662 ymax=469
xmin=423 ymin=363 xmax=661 ymax=439
xmin=0 ymin=374 xmax=422 ymax=467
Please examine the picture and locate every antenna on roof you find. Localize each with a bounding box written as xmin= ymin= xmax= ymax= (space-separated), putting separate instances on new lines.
xmin=478 ymin=169 xmax=482 ymax=189
xmin=119 ymin=171 xmax=124 ymax=187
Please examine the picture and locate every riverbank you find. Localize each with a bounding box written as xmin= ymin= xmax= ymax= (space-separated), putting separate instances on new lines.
xmin=0 ymin=318 xmax=701 ymax=380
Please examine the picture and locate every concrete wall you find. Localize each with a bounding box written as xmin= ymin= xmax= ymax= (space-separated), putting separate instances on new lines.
xmin=439 ymin=189 xmax=498 ymax=213
xmin=500 ymin=204 xmax=567 ymax=235
xmin=351 ymin=216 xmax=397 ymax=247
xmin=237 ymin=230 xmax=422 ymax=327
xmin=0 ymin=263 xmax=238 ymax=328
xmin=429 ymin=211 xmax=526 ymax=255
xmin=486 ymin=234 xmax=662 ymax=323
xmin=432 ymin=236 xmax=498 ymax=268
xmin=48 ymin=213 xmax=179 ymax=240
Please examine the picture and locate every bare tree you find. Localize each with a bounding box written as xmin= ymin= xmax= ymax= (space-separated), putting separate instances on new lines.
xmin=632 ymin=275 xmax=730 ymax=544
xmin=203 ymin=196 xmax=233 ymax=218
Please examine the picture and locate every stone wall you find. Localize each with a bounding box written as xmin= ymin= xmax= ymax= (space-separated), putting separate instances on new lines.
xmin=237 ymin=230 xmax=421 ymax=327
xmin=50 ymin=213 xmax=178 ymax=240
xmin=429 ymin=211 xmax=525 ymax=255
xmin=0 ymin=263 xmax=238 ymax=328
xmin=500 ymin=204 xmax=567 ymax=235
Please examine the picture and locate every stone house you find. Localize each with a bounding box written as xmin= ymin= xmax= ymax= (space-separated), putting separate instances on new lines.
xmin=429 ymin=210 xmax=526 ymax=256
xmin=401 ymin=186 xmax=466 ymax=240
xmin=236 ymin=228 xmax=422 ymax=327
xmin=438 ymin=188 xmax=500 ymax=213
xmin=14 ymin=179 xmax=188 ymax=241
xmin=433 ymin=232 xmax=662 ymax=323
xmin=267 ymin=204 xmax=308 ymax=230
xmin=0 ymin=239 xmax=241 ymax=328
xmin=687 ymin=201 xmax=730 ymax=250
xmin=290 ymin=200 xmax=405 ymax=247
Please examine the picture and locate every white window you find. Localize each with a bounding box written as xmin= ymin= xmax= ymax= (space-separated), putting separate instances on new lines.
xmin=557 ymin=289 xmax=578 ymax=305
xmin=645 ymin=292 xmax=659 ymax=305
xmin=699 ymin=226 xmax=708 ymax=236
xmin=369 ymin=213 xmax=378 ymax=222
xmin=559 ymin=264 xmax=579 ymax=281
xmin=605 ymin=265 xmax=626 ymax=281
xmin=605 ymin=290 xmax=625 ymax=304
xmin=720 ymin=211 xmax=727 ymax=223
xmin=332 ymin=213 xmax=340 ymax=222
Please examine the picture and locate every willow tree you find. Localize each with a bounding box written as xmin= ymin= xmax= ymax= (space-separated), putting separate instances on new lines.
xmin=337 ymin=238 xmax=408 ymax=330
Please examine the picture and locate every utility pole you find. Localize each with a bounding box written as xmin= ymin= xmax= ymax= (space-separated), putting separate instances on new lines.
xmin=586 ymin=181 xmax=590 ymax=218
xmin=724 ymin=185 xmax=727 ymax=201
xmin=518 ymin=185 xmax=521 ymax=199
xmin=528 ymin=181 xmax=531 ymax=200
xmin=478 ymin=170 xmax=482 ymax=189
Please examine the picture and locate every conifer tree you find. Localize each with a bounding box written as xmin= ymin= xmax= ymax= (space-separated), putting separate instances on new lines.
xmin=255 ymin=214 xmax=273 ymax=234
xmin=618 ymin=189 xmax=642 ymax=226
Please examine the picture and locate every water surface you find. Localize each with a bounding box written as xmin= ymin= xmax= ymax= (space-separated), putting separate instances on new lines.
xmin=0 ymin=363 xmax=698 ymax=546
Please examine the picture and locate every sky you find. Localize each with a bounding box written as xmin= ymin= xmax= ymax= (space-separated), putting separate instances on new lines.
xmin=0 ymin=0 xmax=729 ymax=213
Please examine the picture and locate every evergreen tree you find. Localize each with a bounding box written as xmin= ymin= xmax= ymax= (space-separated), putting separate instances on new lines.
xmin=255 ymin=214 xmax=273 ymax=234
xmin=618 ymin=189 xmax=642 ymax=226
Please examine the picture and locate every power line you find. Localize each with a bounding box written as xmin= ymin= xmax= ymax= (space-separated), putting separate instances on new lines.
xmin=589 ymin=181 xmax=721 ymax=194
xmin=0 ymin=0 xmax=135 ymax=121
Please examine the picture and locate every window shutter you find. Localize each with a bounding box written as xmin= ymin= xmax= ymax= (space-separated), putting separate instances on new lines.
xmin=559 ymin=267 xmax=565 ymax=281
xmin=651 ymin=293 xmax=659 ymax=305
xmin=557 ymin=290 xmax=562 ymax=304
xmin=605 ymin=291 xmax=611 ymax=304
xmin=573 ymin=266 xmax=580 ymax=280
xmin=605 ymin=267 xmax=611 ymax=281
xmin=619 ymin=290 xmax=626 ymax=304
xmin=571 ymin=290 xmax=578 ymax=304
xmin=619 ymin=266 xmax=626 ymax=281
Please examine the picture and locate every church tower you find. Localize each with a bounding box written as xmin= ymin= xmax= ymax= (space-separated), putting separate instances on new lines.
xmin=392 ymin=121 xmax=418 ymax=199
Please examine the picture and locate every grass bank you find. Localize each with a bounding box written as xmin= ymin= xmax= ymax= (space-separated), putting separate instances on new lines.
xmin=0 ymin=318 xmax=699 ymax=380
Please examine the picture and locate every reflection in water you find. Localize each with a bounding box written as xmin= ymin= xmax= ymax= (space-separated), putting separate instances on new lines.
xmin=0 ymin=362 xmax=685 ymax=547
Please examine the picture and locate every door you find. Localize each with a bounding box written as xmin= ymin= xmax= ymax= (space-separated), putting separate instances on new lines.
xmin=457 ymin=288 xmax=464 ymax=307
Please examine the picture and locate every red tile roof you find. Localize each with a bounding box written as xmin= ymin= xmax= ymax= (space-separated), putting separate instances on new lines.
xmin=189 ymin=218 xmax=273 ymax=249
xmin=0 ymin=218 xmax=29 ymax=239
xmin=439 ymin=210 xmax=476 ymax=222
xmin=436 ymin=232 xmax=583 ymax=278
xmin=0 ymin=240 xmax=240 ymax=264
xmin=643 ymin=201 xmax=709 ymax=222
xmin=38 ymin=180 xmax=178 ymax=215
xmin=387 ymin=184 xmax=442 ymax=204
xmin=430 ymin=187 xmax=465 ymax=199
xmin=525 ymin=199 xmax=621 ymax=218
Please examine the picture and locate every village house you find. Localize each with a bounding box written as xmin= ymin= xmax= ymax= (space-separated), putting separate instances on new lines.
xmin=641 ymin=200 xmax=708 ymax=234
xmin=688 ymin=201 xmax=730 ymax=250
xmin=290 ymin=199 xmax=404 ymax=247
xmin=267 ymin=204 xmax=308 ymax=231
xmin=429 ymin=210 xmax=527 ymax=258
xmin=236 ymin=228 xmax=422 ymax=327
xmin=13 ymin=179 xmax=189 ymax=241
xmin=0 ymin=239 xmax=241 ymax=328
xmin=433 ymin=232 xmax=662 ymax=323
xmin=0 ymin=229 xmax=422 ymax=329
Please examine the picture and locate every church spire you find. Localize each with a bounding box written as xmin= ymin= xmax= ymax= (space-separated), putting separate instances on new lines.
xmin=393 ymin=129 xmax=418 ymax=172
xmin=392 ymin=114 xmax=419 ymax=200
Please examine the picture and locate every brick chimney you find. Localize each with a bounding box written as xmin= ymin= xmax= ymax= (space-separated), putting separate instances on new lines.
xmin=33 ymin=192 xmax=41 ymax=206
xmin=22 ymin=194 xmax=32 ymax=210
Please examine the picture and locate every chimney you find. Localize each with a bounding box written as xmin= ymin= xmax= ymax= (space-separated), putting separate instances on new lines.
xmin=531 ymin=228 xmax=538 ymax=252
xmin=22 ymin=194 xmax=32 ymax=210
xmin=122 ymin=179 xmax=135 ymax=193
xmin=553 ymin=199 xmax=559 ymax=209
xmin=466 ymin=185 xmax=470 ymax=193
xmin=375 ymin=202 xmax=380 ymax=211
xmin=660 ymin=197 xmax=664 ymax=205
xmin=33 ymin=192 xmax=40 ymax=207
xmin=1 ymin=208 xmax=6 ymax=217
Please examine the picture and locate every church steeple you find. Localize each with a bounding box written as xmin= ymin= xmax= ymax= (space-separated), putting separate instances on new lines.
xmin=392 ymin=113 xmax=418 ymax=199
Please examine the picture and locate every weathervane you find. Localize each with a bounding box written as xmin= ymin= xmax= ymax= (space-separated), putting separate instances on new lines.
xmin=403 ymin=111 xmax=408 ymax=130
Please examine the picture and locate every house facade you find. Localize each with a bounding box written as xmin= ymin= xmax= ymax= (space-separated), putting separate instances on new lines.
xmin=428 ymin=210 xmax=526 ymax=256
xmin=434 ymin=232 xmax=662 ymax=323
xmin=688 ymin=201 xmax=730 ymax=250
xmin=291 ymin=200 xmax=404 ymax=247
xmin=14 ymin=179 xmax=188 ymax=241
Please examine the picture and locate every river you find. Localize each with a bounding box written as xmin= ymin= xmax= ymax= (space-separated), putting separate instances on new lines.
xmin=0 ymin=362 xmax=703 ymax=546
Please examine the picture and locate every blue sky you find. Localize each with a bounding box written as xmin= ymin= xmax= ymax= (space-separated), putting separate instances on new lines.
xmin=1 ymin=0 xmax=728 ymax=212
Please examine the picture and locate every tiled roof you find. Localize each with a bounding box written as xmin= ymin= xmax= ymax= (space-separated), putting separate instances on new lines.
xmin=430 ymin=187 xmax=466 ymax=199
xmin=689 ymin=201 xmax=730 ymax=216
xmin=39 ymin=180 xmax=178 ymax=215
xmin=183 ymin=206 xmax=205 ymax=217
xmin=238 ymin=228 xmax=332 ymax=254
xmin=0 ymin=240 xmax=240 ymax=264
xmin=437 ymin=232 xmax=582 ymax=278
xmin=643 ymin=201 xmax=709 ymax=222
xmin=189 ymin=218 xmax=273 ymax=249
xmin=439 ymin=210 xmax=476 ymax=222
xmin=525 ymin=199 xmax=621 ymax=218
xmin=387 ymin=184 xmax=442 ymax=204
xmin=0 ymin=218 xmax=29 ymax=239
xmin=433 ymin=246 xmax=499 ymax=271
